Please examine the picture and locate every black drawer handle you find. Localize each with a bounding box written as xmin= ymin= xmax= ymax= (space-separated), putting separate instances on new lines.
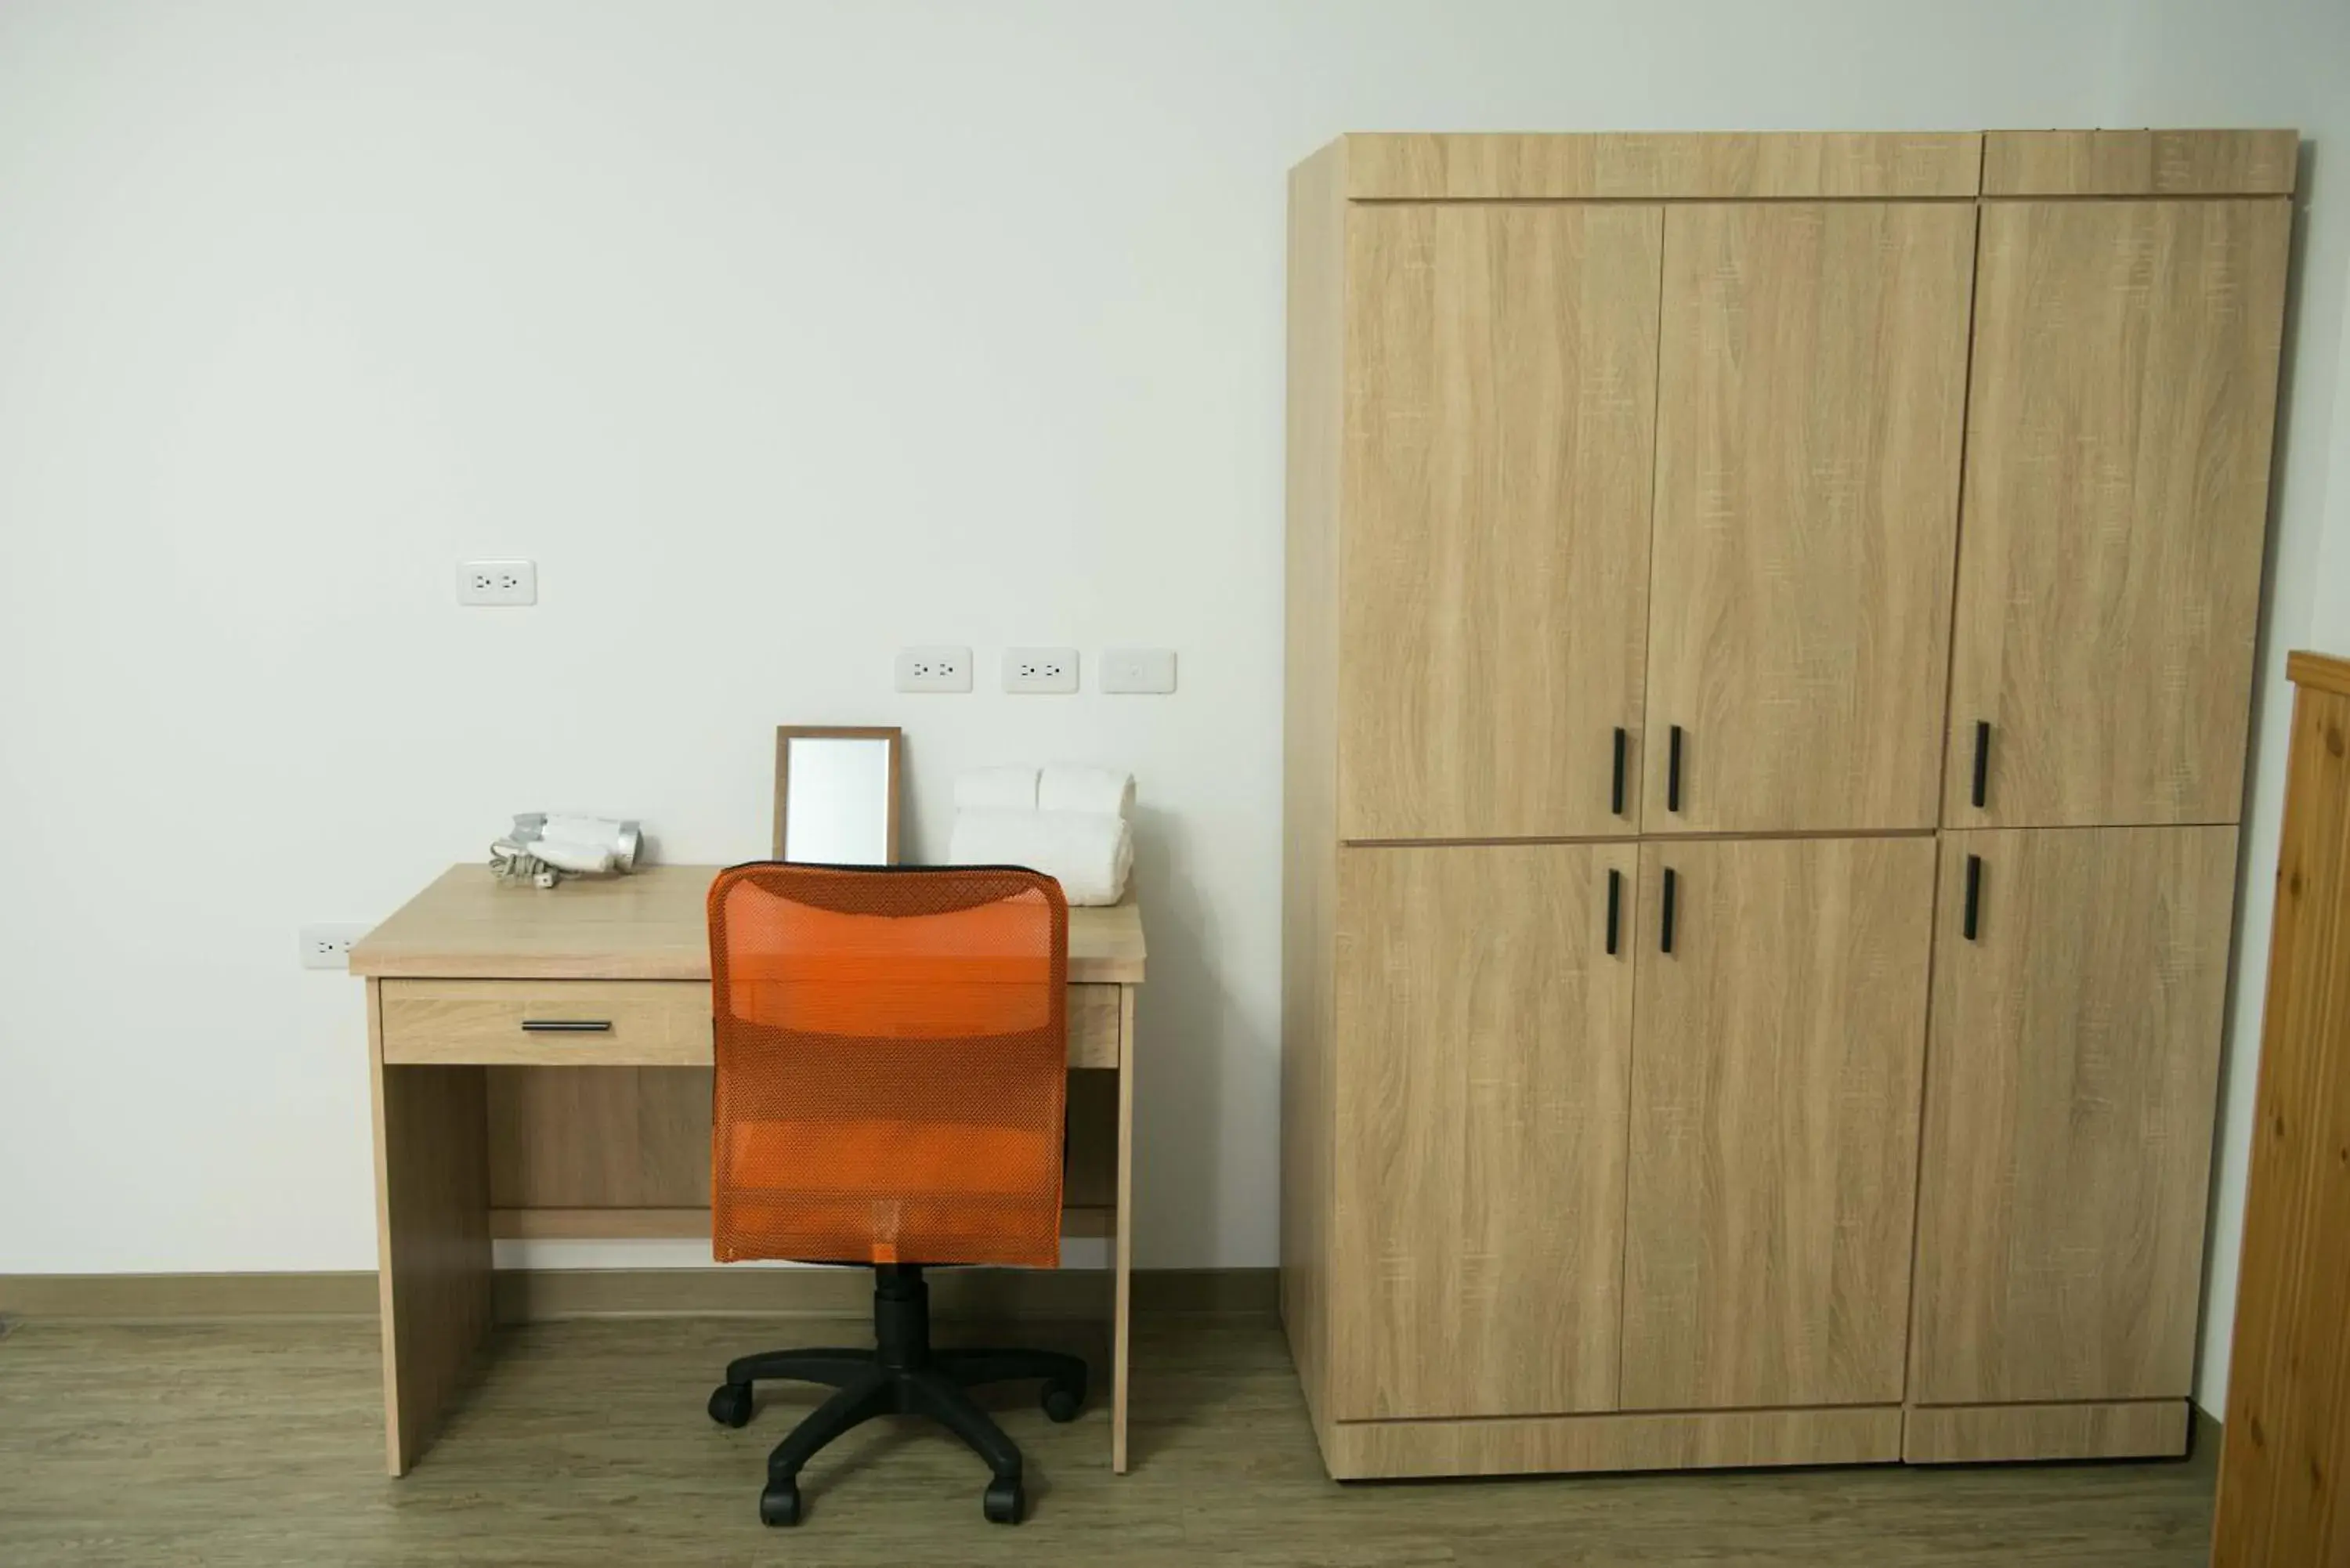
xmin=1611 ymin=728 xmax=1629 ymax=817
xmin=520 ymin=1019 xmax=614 ymax=1033
xmin=1971 ymin=721 xmax=1990 ymax=810
xmin=1962 ymin=854 xmax=1983 ymax=941
xmin=1660 ymin=866 xmax=1678 ymax=954
xmin=1668 ymin=725 xmax=1684 ymax=814
xmin=1606 ymin=868 xmax=1622 ymax=956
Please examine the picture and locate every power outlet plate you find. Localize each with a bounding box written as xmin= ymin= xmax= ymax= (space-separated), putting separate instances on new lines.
xmin=895 ymin=645 xmax=974 ymax=693
xmin=1003 ymin=647 xmax=1079 ymax=694
xmin=299 ymin=923 xmax=372 ymax=970
xmin=1101 ymin=647 xmax=1177 ymax=694
xmin=457 ymin=559 xmax=537 ymax=606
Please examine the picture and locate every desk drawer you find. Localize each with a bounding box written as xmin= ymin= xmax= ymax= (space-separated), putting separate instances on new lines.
xmin=379 ymin=981 xmax=712 ymax=1066
xmin=378 ymin=979 xmax=1123 ymax=1068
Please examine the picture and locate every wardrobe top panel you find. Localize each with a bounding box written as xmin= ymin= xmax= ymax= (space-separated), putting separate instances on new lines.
xmin=1982 ymin=129 xmax=2298 ymax=196
xmin=1337 ymin=132 xmax=1981 ymax=201
xmin=1324 ymin=130 xmax=2298 ymax=202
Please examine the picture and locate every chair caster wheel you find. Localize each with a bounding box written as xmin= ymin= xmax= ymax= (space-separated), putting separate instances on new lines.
xmin=1042 ymin=1375 xmax=1084 ymax=1423
xmin=759 ymin=1479 xmax=801 ymax=1526
xmin=983 ymin=1474 xmax=1025 ymax=1524
xmin=707 ymin=1382 xmax=753 ymax=1429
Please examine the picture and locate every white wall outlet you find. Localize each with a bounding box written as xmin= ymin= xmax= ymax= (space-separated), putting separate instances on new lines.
xmin=457 ymin=559 xmax=537 ymax=605
xmin=1101 ymin=647 xmax=1177 ymax=695
xmin=1003 ymin=647 xmax=1079 ymax=694
xmin=298 ymin=923 xmax=371 ymax=970
xmin=895 ymin=645 xmax=974 ymax=693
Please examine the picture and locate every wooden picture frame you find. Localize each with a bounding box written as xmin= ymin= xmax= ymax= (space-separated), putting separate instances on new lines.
xmin=771 ymin=725 xmax=903 ymax=863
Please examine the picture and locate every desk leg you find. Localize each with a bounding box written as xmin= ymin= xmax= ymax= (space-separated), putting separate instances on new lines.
xmin=368 ymin=979 xmax=494 ymax=1476
xmin=1112 ymin=984 xmax=1135 ymax=1474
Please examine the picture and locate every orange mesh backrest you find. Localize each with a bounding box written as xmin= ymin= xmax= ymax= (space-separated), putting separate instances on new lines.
xmin=707 ymin=864 xmax=1068 ymax=1269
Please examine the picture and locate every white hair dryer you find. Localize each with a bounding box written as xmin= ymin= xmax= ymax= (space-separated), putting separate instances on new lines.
xmin=490 ymin=814 xmax=642 ymax=887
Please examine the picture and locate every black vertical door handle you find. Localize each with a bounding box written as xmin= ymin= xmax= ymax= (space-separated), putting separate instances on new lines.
xmin=1605 ymin=868 xmax=1622 ymax=956
xmin=1667 ymin=725 xmax=1684 ymax=814
xmin=1660 ymin=866 xmax=1678 ymax=954
xmin=1971 ymin=721 xmax=1991 ymax=809
xmin=1611 ymin=728 xmax=1628 ymax=817
xmin=1963 ymin=854 xmax=1983 ymax=941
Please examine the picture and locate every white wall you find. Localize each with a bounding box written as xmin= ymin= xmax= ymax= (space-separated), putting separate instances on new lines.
xmin=2094 ymin=5 xmax=2350 ymax=1414
xmin=2 ymin=0 xmax=2345 ymax=1410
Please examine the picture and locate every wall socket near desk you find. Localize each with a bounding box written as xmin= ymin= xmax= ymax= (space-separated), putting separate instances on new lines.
xmin=895 ymin=645 xmax=974 ymax=692
xmin=1003 ymin=647 xmax=1079 ymax=694
xmin=456 ymin=559 xmax=537 ymax=605
xmin=298 ymin=923 xmax=371 ymax=970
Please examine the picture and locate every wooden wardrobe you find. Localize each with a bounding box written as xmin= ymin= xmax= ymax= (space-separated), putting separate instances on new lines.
xmin=1281 ymin=129 xmax=2297 ymax=1480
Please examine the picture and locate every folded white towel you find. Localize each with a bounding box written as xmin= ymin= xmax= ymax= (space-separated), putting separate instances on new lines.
xmin=949 ymin=808 xmax=1133 ymax=906
xmin=1039 ymin=764 xmax=1134 ymax=820
xmin=954 ymin=766 xmax=1040 ymax=812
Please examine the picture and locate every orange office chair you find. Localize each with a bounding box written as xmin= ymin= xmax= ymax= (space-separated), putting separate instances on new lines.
xmin=700 ymin=862 xmax=1085 ymax=1527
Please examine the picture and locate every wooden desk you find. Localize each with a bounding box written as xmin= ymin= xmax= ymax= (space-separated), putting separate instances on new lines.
xmin=350 ymin=864 xmax=1146 ymax=1477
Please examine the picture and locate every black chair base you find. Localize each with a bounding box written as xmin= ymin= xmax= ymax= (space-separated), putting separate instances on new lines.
xmin=706 ymin=1263 xmax=1086 ymax=1526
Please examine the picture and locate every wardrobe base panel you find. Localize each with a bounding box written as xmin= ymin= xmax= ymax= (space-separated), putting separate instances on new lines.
xmin=1323 ymin=1406 xmax=1902 ymax=1480
xmin=1903 ymin=1400 xmax=2190 ymax=1464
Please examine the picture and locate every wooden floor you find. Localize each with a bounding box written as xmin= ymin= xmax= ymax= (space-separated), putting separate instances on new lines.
xmin=0 ymin=1311 xmax=2220 ymax=1566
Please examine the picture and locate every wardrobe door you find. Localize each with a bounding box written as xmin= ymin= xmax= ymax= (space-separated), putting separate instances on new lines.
xmin=1619 ymin=836 xmax=1935 ymax=1410
xmin=1947 ymin=201 xmax=2290 ymax=828
xmin=1910 ymin=826 xmax=2237 ymax=1405
xmin=1338 ymin=204 xmax=1662 ymax=841
xmin=1642 ymin=203 xmax=1974 ymax=835
xmin=1331 ymin=843 xmax=1639 ymax=1419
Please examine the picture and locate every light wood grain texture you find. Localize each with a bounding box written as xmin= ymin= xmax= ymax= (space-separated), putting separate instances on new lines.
xmin=2213 ymin=670 xmax=2350 ymax=1566
xmin=357 ymin=865 xmax=1145 ymax=1479
xmin=1337 ymin=202 xmax=1661 ymax=840
xmin=483 ymin=1267 xmax=1264 ymax=1324
xmin=486 ymin=1067 xmax=714 ymax=1208
xmin=1068 ymin=983 xmax=1122 ymax=1071
xmin=382 ymin=981 xmax=712 ymax=1066
xmin=0 ymin=1266 xmax=1256 ymax=1321
xmin=1063 ymin=1065 xmax=1121 ymax=1211
xmin=1279 ymin=136 xmax=1346 ymax=1447
xmin=1982 ymin=130 xmax=2298 ymax=196
xmin=0 ymin=1271 xmax=378 ymax=1317
xmin=1946 ymin=199 xmax=2290 ymax=827
xmin=493 ymin=1270 xmax=1103 ymax=1325
xmin=1621 ymin=836 xmax=1935 ymax=1411
xmin=350 ymin=864 xmax=1147 ymax=985
xmin=492 ymin=1207 xmax=710 ymax=1239
xmin=1904 ymin=1401 xmax=2189 ymax=1464
xmin=1112 ymin=984 xmax=1135 ymax=1474
xmin=485 ymin=1205 xmax=1117 ymax=1241
xmin=484 ymin=1064 xmax=1119 ymax=1216
xmin=1643 ymin=203 xmax=1973 ymax=833
xmin=1341 ymin=132 xmax=1983 ymax=201
xmin=2286 ymin=650 xmax=2350 ymax=698
xmin=772 ymin=724 xmax=902 ymax=862
xmin=381 ymin=974 xmax=1119 ymax=1068
xmin=1326 ymin=1406 xmax=1904 ymax=1480
xmin=369 ymin=980 xmax=494 ymax=1476
xmin=1332 ymin=844 xmax=1640 ymax=1419
xmin=1910 ymin=826 xmax=2239 ymax=1406
xmin=0 ymin=1315 xmax=2230 ymax=1566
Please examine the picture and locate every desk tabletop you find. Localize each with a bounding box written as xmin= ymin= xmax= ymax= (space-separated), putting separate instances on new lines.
xmin=349 ymin=864 xmax=1147 ymax=985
